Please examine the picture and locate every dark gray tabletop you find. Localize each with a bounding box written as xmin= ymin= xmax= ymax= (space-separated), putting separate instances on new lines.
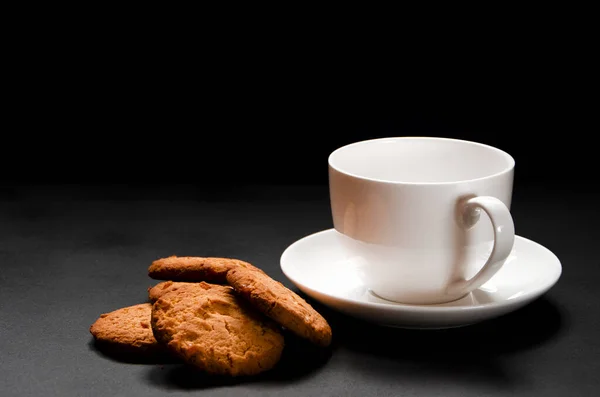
xmin=1 ymin=184 xmax=598 ymax=397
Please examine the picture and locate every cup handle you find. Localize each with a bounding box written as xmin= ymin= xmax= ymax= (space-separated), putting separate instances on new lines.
xmin=447 ymin=196 xmax=515 ymax=296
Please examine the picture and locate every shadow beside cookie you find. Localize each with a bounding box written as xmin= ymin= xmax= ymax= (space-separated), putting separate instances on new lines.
xmin=143 ymin=332 xmax=333 ymax=390
xmin=88 ymin=339 xmax=180 ymax=365
xmin=263 ymin=330 xmax=333 ymax=383
xmin=144 ymin=364 xmax=255 ymax=390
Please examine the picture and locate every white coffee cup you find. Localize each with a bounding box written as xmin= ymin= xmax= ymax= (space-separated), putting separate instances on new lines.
xmin=328 ymin=136 xmax=515 ymax=305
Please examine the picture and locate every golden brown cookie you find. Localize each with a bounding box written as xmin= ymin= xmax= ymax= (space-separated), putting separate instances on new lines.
xmin=90 ymin=303 xmax=162 ymax=354
xmin=151 ymin=282 xmax=284 ymax=376
xmin=148 ymin=281 xmax=197 ymax=302
xmin=148 ymin=256 xmax=263 ymax=282
xmin=226 ymin=268 xmax=332 ymax=347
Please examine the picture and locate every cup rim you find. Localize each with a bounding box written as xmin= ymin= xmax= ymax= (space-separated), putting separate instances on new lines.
xmin=328 ymin=136 xmax=516 ymax=186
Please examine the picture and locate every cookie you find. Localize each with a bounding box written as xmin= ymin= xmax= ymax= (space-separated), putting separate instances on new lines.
xmin=148 ymin=256 xmax=263 ymax=283
xmin=90 ymin=303 xmax=161 ymax=354
xmin=151 ymin=282 xmax=284 ymax=376
xmin=226 ymin=268 xmax=332 ymax=347
xmin=148 ymin=281 xmax=196 ymax=302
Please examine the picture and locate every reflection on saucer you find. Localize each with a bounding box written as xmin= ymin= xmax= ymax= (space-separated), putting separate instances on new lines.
xmin=365 ymin=289 xmax=497 ymax=307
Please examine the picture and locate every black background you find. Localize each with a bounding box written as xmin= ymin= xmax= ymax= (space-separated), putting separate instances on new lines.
xmin=5 ymin=85 xmax=593 ymax=189
xmin=3 ymin=27 xmax=595 ymax=191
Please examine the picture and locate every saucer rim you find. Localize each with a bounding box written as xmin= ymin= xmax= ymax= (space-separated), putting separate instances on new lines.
xmin=280 ymin=229 xmax=562 ymax=313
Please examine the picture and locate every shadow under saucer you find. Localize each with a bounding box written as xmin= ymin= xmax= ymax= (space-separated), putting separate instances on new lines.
xmin=319 ymin=295 xmax=566 ymax=387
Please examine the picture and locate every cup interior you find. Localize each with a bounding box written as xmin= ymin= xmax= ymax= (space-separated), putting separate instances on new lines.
xmin=328 ymin=137 xmax=514 ymax=184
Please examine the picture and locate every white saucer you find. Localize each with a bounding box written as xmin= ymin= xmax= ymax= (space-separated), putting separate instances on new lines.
xmin=280 ymin=229 xmax=562 ymax=329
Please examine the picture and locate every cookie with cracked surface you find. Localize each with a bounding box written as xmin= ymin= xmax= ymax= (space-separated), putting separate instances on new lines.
xmin=148 ymin=281 xmax=197 ymax=302
xmin=226 ymin=268 xmax=332 ymax=347
xmin=151 ymin=282 xmax=284 ymax=376
xmin=90 ymin=303 xmax=162 ymax=354
xmin=148 ymin=256 xmax=263 ymax=283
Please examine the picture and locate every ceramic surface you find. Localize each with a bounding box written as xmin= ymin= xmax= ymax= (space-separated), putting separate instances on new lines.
xmin=328 ymin=137 xmax=516 ymax=304
xmin=280 ymin=229 xmax=562 ymax=329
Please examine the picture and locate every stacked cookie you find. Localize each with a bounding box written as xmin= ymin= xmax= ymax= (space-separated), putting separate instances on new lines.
xmin=90 ymin=256 xmax=332 ymax=376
